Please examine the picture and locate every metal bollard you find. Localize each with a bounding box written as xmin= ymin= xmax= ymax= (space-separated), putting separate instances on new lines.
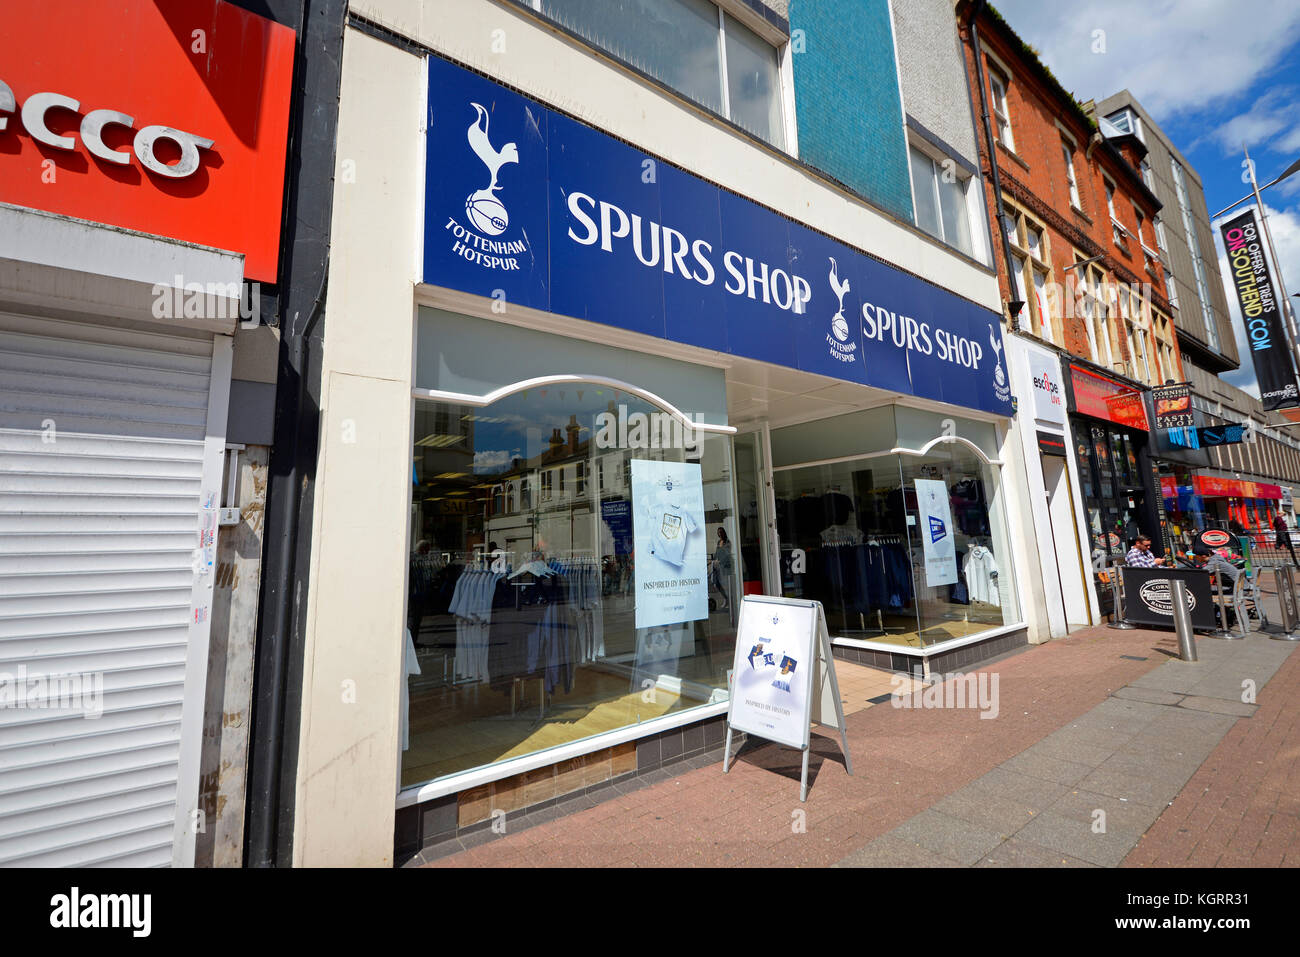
xmin=1171 ymin=578 xmax=1197 ymax=662
xmin=1107 ymin=565 xmax=1135 ymax=630
xmin=1273 ymin=565 xmax=1300 ymax=642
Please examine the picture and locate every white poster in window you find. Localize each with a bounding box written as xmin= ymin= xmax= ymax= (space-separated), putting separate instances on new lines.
xmin=915 ymin=478 xmax=958 ymax=586
xmin=632 ymin=459 xmax=708 ymax=629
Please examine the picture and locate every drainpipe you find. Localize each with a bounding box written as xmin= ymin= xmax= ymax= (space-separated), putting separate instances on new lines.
xmin=968 ymin=0 xmax=1024 ymax=331
xmin=244 ymin=0 xmax=345 ymax=868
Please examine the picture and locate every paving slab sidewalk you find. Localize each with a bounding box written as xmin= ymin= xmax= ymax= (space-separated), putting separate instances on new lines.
xmin=838 ymin=632 xmax=1296 ymax=868
xmin=423 ymin=604 xmax=1298 ymax=868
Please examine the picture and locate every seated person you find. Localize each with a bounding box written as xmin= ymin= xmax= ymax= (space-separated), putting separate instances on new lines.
xmin=1125 ymin=534 xmax=1172 ymax=568
xmin=1190 ymin=540 xmax=1241 ymax=586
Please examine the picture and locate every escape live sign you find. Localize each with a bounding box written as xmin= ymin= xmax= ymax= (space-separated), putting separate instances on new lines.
xmin=422 ymin=55 xmax=1014 ymax=417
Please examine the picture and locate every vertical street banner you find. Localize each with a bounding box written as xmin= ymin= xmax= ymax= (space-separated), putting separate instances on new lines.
xmin=631 ymin=460 xmax=708 ymax=629
xmin=1221 ymin=210 xmax=1299 ymax=410
xmin=915 ymin=479 xmax=958 ymax=586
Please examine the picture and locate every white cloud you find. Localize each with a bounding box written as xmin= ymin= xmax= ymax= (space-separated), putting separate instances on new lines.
xmin=473 ymin=449 xmax=518 ymax=473
xmin=1198 ymin=86 xmax=1300 ymax=156
xmin=991 ymin=0 xmax=1300 ymax=117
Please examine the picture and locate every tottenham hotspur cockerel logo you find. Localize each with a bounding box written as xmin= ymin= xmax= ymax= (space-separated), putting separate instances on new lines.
xmin=989 ymin=324 xmax=1011 ymax=402
xmin=826 ymin=257 xmax=858 ymax=364
xmin=443 ymin=101 xmax=530 ymax=272
xmin=465 ymin=102 xmax=519 ymax=236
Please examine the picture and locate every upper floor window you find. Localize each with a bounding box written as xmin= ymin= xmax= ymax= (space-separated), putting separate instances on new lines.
xmin=988 ymin=67 xmax=1014 ymax=151
xmin=1104 ymin=176 xmax=1126 ymax=246
xmin=1004 ymin=203 xmax=1055 ymax=343
xmin=909 ymin=144 xmax=975 ymax=258
xmin=1061 ymin=136 xmax=1081 ymax=209
xmin=1077 ymin=256 xmax=1113 ymax=368
xmin=1106 ymin=107 xmax=1144 ymax=144
xmin=540 ymin=0 xmax=786 ymax=149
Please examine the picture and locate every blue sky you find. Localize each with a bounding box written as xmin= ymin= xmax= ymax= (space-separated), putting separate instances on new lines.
xmin=992 ymin=0 xmax=1300 ymax=398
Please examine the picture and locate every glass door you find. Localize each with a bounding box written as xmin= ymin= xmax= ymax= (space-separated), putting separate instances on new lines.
xmin=733 ymin=425 xmax=778 ymax=600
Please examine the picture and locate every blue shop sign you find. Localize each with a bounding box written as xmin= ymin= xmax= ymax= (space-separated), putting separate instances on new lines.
xmin=423 ymin=55 xmax=1013 ymax=416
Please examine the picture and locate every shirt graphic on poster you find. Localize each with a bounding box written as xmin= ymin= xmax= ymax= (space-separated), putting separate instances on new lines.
xmin=648 ymin=496 xmax=697 ymax=567
xmin=914 ymin=478 xmax=958 ymax=586
xmin=631 ymin=459 xmax=708 ymax=629
xmin=962 ymin=545 xmax=1000 ymax=605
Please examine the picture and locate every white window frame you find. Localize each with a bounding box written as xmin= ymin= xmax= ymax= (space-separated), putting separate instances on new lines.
xmin=1060 ymin=132 xmax=1082 ymax=209
xmin=1031 ymin=264 xmax=1054 ymax=344
xmin=532 ymin=0 xmax=797 ymax=156
xmin=907 ymin=137 xmax=980 ymax=260
xmin=987 ymin=63 xmax=1015 ymax=151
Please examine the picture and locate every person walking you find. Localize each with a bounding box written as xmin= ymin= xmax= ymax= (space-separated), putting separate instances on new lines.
xmin=1273 ymin=513 xmax=1299 ymax=567
xmin=711 ymin=527 xmax=734 ymax=611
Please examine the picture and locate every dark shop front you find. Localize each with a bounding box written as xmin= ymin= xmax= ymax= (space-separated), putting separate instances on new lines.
xmin=1064 ymin=363 xmax=1163 ymax=607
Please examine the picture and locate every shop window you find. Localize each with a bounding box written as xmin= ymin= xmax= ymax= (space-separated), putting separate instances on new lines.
xmin=405 ymin=386 xmax=737 ymax=788
xmin=539 ymin=0 xmax=787 ymax=149
xmin=1077 ymin=422 xmax=1149 ymax=575
xmin=768 ymin=408 xmax=1017 ymax=649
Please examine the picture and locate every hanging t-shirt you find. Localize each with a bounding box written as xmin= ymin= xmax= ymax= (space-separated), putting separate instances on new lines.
xmin=963 ymin=546 xmax=1000 ymax=606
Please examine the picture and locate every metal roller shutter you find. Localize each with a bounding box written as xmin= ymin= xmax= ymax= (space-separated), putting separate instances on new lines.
xmin=0 ymin=312 xmax=221 ymax=867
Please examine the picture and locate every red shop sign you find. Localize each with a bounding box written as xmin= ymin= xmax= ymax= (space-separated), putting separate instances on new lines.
xmin=0 ymin=0 xmax=295 ymax=282
xmin=1194 ymin=475 xmax=1241 ymax=498
xmin=1069 ymin=365 xmax=1149 ymax=431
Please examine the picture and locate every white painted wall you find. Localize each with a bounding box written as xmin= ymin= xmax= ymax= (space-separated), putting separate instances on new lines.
xmin=1003 ymin=333 xmax=1100 ymax=637
xmin=292 ymin=27 xmax=425 ymax=867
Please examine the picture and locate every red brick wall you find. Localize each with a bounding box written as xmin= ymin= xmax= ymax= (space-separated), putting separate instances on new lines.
xmin=956 ymin=2 xmax=1179 ymax=384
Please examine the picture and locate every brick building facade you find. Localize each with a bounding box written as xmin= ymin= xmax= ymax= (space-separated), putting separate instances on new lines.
xmin=957 ymin=0 xmax=1180 ymax=388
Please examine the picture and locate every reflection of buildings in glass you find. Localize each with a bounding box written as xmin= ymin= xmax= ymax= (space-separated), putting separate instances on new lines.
xmin=477 ymin=410 xmax=632 ymax=564
xmin=412 ymin=403 xmax=477 ymax=552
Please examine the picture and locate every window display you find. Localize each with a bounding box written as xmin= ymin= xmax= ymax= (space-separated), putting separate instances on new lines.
xmin=403 ymin=386 xmax=737 ymax=788
xmin=768 ymin=408 xmax=1017 ymax=648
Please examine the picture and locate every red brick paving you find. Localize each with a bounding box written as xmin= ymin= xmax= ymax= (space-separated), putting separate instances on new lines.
xmin=1123 ymin=641 xmax=1300 ymax=868
xmin=429 ymin=623 xmax=1199 ymax=868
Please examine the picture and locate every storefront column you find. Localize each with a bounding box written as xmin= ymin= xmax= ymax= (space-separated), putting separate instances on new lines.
xmin=292 ymin=28 xmax=425 ymax=867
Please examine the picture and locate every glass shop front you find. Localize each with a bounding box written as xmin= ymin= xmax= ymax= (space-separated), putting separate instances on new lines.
xmin=401 ymin=309 xmax=1023 ymax=791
